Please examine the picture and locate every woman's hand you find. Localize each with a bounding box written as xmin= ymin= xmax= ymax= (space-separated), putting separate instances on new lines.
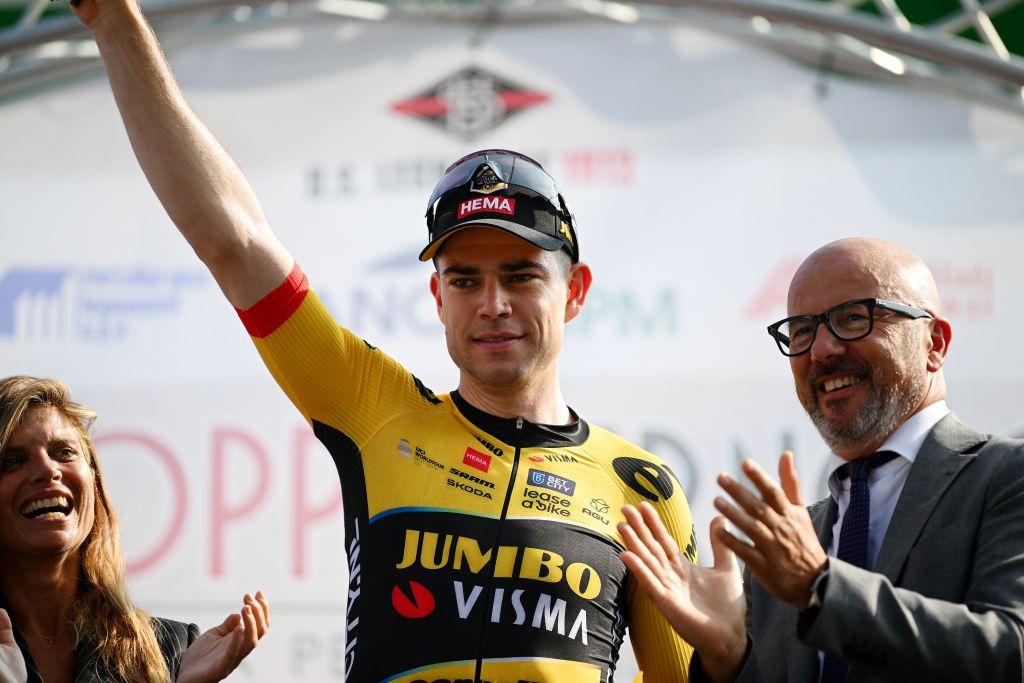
xmin=0 ymin=609 xmax=28 ymax=683
xmin=176 ymin=592 xmax=269 ymax=683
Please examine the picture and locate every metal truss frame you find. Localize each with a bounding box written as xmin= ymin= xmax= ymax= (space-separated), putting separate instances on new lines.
xmin=1 ymin=0 xmax=1024 ymax=111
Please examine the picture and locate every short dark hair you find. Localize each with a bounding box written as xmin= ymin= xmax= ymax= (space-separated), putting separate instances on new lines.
xmin=432 ymin=243 xmax=573 ymax=278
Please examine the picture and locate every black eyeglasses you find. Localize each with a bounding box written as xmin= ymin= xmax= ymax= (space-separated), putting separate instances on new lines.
xmin=767 ymin=298 xmax=933 ymax=357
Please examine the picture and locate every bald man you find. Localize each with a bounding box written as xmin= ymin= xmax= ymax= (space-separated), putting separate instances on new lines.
xmin=618 ymin=238 xmax=1024 ymax=681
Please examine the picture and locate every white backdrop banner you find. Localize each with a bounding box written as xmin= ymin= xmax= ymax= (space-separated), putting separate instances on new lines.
xmin=3 ymin=16 xmax=1024 ymax=681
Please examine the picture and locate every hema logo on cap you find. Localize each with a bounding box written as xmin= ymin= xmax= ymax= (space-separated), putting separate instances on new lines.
xmin=458 ymin=196 xmax=515 ymax=219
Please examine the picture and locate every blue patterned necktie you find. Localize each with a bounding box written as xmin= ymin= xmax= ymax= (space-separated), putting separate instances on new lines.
xmin=819 ymin=450 xmax=899 ymax=683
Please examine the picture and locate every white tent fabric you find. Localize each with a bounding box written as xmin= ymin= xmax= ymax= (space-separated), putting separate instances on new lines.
xmin=3 ymin=17 xmax=1024 ymax=680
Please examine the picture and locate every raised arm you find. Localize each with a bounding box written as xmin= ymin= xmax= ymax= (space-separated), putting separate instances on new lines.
xmin=72 ymin=0 xmax=292 ymax=308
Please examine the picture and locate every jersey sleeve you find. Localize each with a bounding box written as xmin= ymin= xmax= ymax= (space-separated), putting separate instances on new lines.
xmin=235 ymin=263 xmax=436 ymax=445
xmin=625 ymin=458 xmax=698 ymax=683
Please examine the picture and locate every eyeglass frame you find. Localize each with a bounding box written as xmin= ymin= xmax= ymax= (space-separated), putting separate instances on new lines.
xmin=767 ymin=298 xmax=934 ymax=357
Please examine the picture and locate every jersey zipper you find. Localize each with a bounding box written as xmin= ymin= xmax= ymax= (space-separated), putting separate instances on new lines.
xmin=474 ymin=416 xmax=524 ymax=683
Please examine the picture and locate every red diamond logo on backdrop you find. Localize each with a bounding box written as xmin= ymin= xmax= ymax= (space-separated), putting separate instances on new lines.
xmin=392 ymin=67 xmax=550 ymax=140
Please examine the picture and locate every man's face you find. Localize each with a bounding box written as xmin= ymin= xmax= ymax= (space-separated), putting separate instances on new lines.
xmin=430 ymin=227 xmax=577 ymax=394
xmin=788 ymin=257 xmax=929 ymax=457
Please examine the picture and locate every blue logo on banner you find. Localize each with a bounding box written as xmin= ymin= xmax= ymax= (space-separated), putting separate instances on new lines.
xmin=0 ymin=266 xmax=206 ymax=342
xmin=526 ymin=468 xmax=576 ymax=496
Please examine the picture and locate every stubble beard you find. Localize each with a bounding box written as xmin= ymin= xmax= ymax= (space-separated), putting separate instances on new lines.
xmin=803 ymin=352 xmax=924 ymax=456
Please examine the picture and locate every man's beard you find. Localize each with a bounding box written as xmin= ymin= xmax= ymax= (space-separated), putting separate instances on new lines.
xmin=803 ymin=355 xmax=924 ymax=455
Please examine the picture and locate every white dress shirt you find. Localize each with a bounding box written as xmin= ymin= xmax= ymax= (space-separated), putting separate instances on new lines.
xmin=824 ymin=400 xmax=950 ymax=570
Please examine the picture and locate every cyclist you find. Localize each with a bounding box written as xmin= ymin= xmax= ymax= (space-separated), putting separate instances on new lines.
xmin=72 ymin=0 xmax=698 ymax=679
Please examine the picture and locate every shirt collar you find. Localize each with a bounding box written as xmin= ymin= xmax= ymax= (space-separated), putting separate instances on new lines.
xmin=825 ymin=400 xmax=950 ymax=488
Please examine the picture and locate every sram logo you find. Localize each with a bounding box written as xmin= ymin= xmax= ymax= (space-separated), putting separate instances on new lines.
xmin=458 ymin=196 xmax=515 ymax=218
xmin=449 ymin=467 xmax=494 ymax=488
xmin=395 ymin=529 xmax=601 ymax=599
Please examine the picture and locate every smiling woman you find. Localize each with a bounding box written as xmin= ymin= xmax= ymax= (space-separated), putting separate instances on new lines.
xmin=0 ymin=376 xmax=270 ymax=683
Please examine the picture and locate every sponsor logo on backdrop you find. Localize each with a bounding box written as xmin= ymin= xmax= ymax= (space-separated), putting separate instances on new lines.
xmin=462 ymin=447 xmax=491 ymax=472
xmin=391 ymin=67 xmax=549 ymax=140
xmin=930 ymin=262 xmax=994 ymax=319
xmin=307 ymin=148 xmax=634 ymax=199
xmin=0 ymin=267 xmax=206 ymax=341
xmin=747 ymin=257 xmax=995 ymax=322
xmin=745 ymin=257 xmax=803 ymax=319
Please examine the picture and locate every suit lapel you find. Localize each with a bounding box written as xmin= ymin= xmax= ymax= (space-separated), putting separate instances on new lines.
xmin=873 ymin=414 xmax=987 ymax=582
xmin=810 ymin=496 xmax=838 ymax=550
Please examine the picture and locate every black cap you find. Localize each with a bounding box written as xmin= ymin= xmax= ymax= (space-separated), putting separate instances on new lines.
xmin=420 ymin=149 xmax=579 ymax=262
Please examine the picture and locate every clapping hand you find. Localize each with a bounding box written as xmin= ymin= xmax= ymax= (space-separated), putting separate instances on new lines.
xmin=713 ymin=453 xmax=827 ymax=607
xmin=0 ymin=609 xmax=27 ymax=683
xmin=618 ymin=503 xmax=747 ymax=682
xmin=176 ymin=592 xmax=270 ymax=683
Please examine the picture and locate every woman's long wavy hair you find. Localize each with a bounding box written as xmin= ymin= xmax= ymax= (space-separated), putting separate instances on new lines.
xmin=0 ymin=376 xmax=171 ymax=682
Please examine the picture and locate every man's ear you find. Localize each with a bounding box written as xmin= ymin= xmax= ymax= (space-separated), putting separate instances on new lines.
xmin=429 ymin=272 xmax=444 ymax=323
xmin=926 ymin=316 xmax=952 ymax=372
xmin=565 ymin=262 xmax=593 ymax=324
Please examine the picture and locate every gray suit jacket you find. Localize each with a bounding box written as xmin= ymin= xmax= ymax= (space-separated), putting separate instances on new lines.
xmin=718 ymin=413 xmax=1024 ymax=682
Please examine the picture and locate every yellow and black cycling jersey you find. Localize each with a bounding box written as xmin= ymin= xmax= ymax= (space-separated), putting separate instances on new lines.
xmin=237 ymin=264 xmax=697 ymax=683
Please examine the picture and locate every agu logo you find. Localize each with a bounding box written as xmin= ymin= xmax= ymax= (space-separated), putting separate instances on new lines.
xmin=463 ymin=447 xmax=491 ymax=473
xmin=392 ymin=580 xmax=436 ymax=619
